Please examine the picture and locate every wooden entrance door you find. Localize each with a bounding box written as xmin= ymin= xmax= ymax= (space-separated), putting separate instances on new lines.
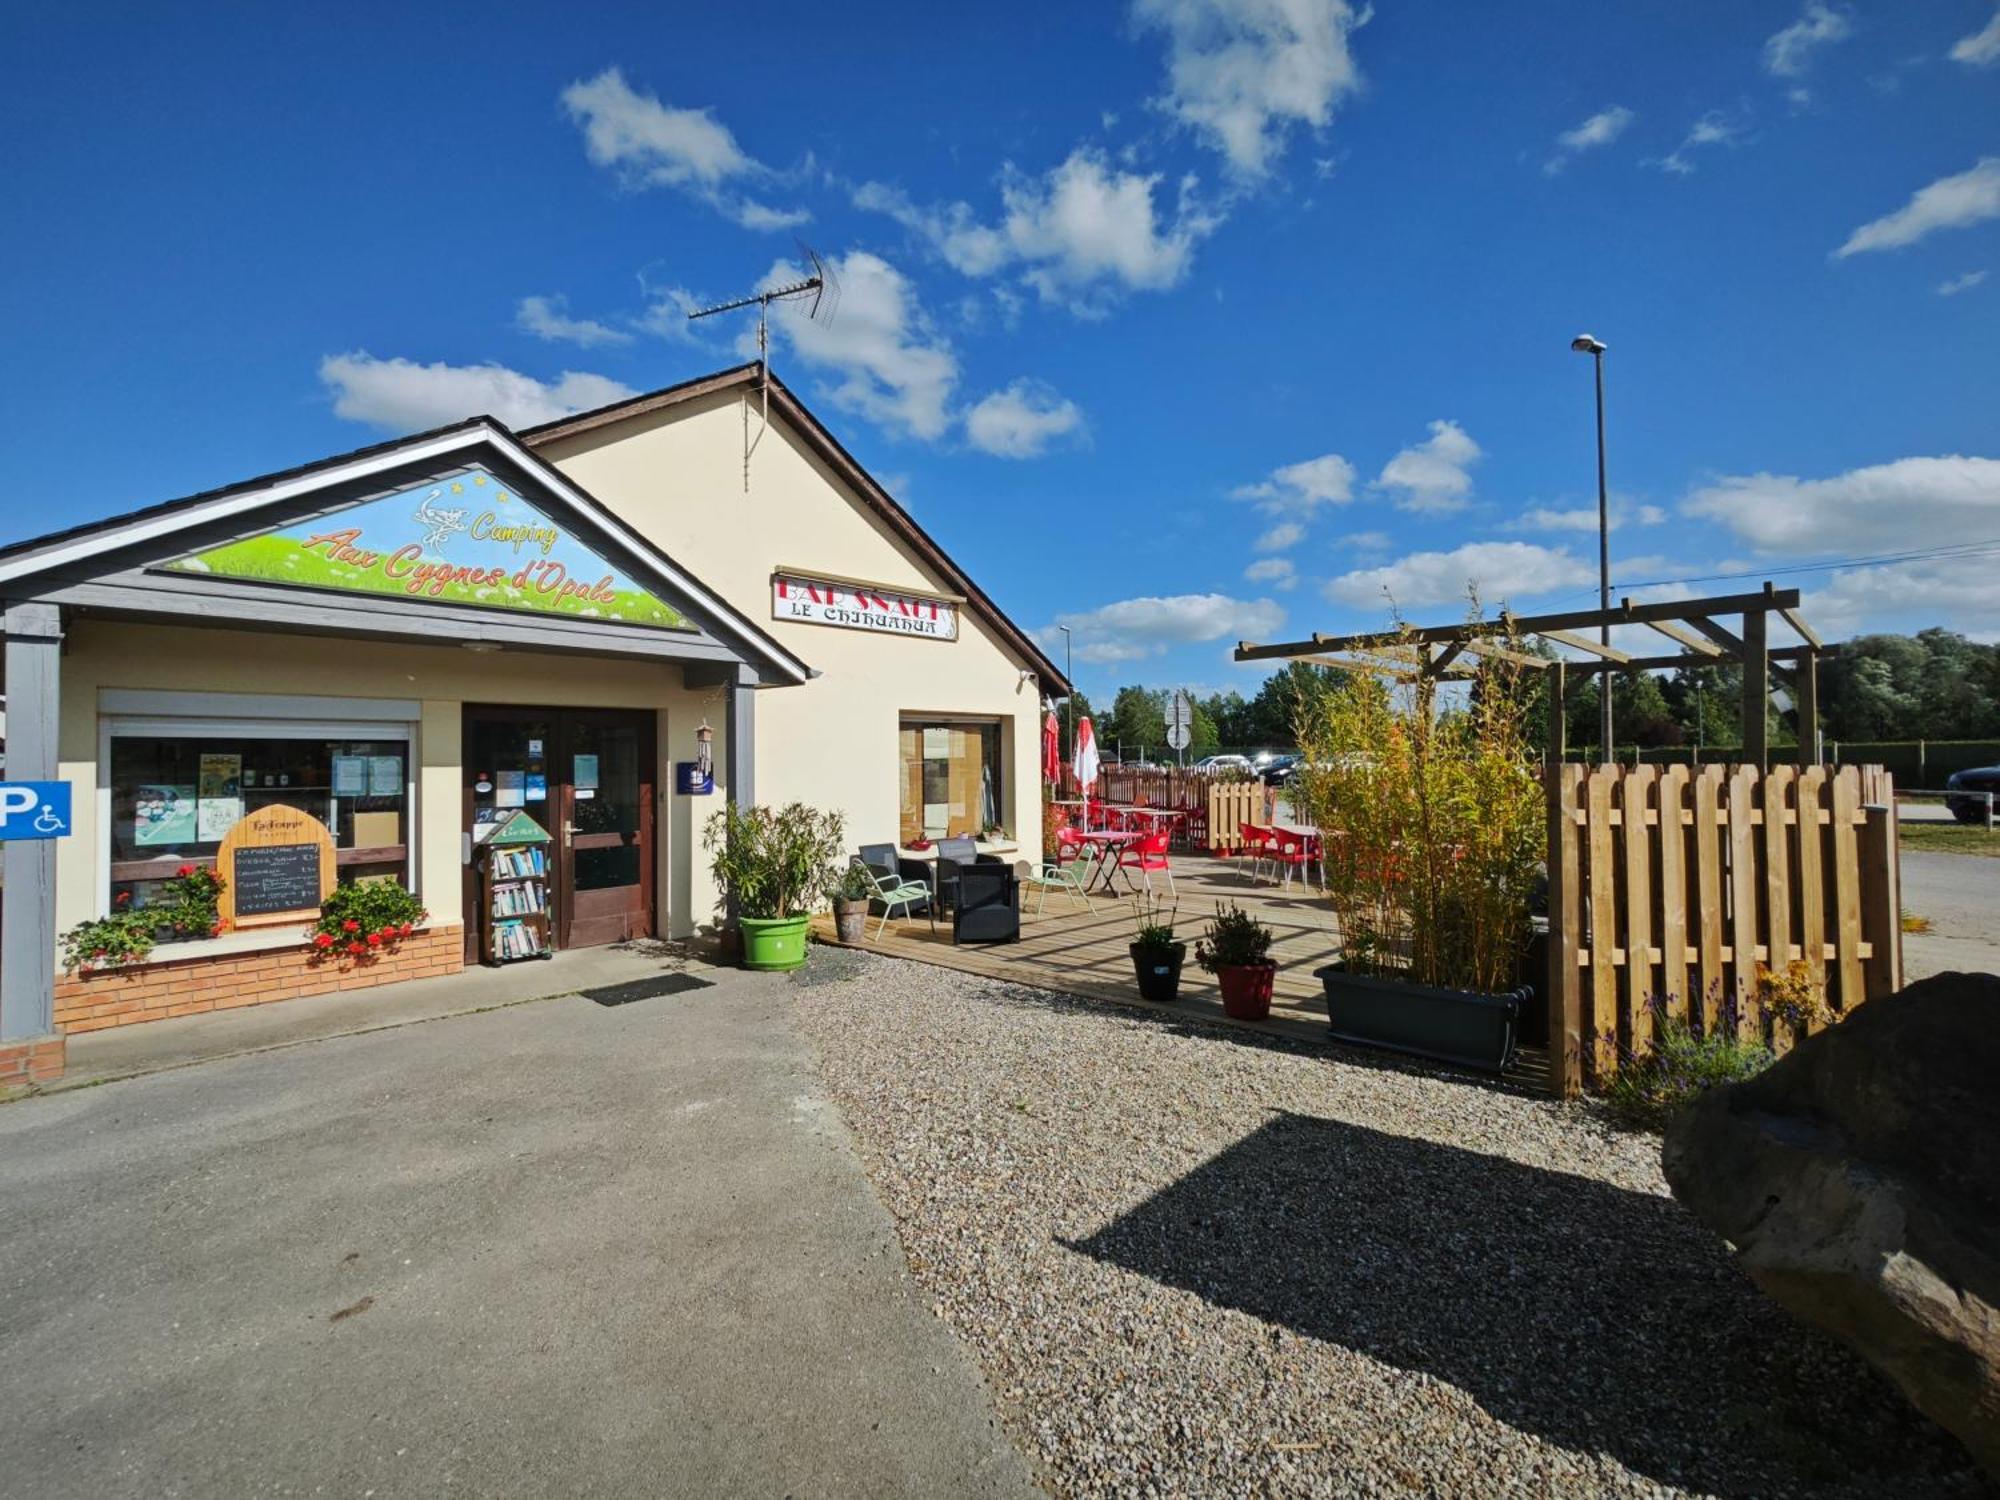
xmin=462 ymin=707 xmax=656 ymax=957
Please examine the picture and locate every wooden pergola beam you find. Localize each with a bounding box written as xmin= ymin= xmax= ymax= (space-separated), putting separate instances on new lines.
xmin=1458 ymin=639 xmax=1552 ymax=669
xmin=1642 ymin=618 xmax=1723 ymax=656
xmin=1233 ymin=584 xmax=1804 ymax=662
xmin=1779 ymin=605 xmax=1822 ymax=649
xmin=1532 ymin=626 xmax=1630 ymax=662
xmin=1558 ymin=645 xmax=1822 ymax=678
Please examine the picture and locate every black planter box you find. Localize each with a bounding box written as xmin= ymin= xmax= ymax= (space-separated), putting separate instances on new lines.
xmin=1315 ymin=964 xmax=1525 ymax=1073
xmin=1129 ymin=942 xmax=1185 ymax=1002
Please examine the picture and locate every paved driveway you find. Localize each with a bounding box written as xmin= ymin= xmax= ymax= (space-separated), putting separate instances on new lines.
xmin=0 ymin=976 xmax=1038 ymax=1498
xmin=1901 ymin=849 xmax=2000 ymax=981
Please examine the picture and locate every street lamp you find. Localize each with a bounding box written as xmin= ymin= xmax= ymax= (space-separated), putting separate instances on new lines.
xmin=1571 ymin=333 xmax=1612 ymax=762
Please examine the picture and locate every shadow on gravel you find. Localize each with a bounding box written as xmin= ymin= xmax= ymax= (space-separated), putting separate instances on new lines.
xmin=1066 ymin=1112 xmax=1980 ymax=1498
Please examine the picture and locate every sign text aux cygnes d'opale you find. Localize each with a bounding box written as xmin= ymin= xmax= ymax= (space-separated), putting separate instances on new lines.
xmin=163 ymin=469 xmax=691 ymax=630
xmin=771 ymin=572 xmax=958 ymax=641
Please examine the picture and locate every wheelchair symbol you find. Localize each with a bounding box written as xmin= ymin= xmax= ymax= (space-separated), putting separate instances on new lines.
xmin=33 ymin=805 xmax=66 ymax=834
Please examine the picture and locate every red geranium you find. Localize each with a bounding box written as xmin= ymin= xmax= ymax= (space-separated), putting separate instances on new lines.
xmin=342 ymin=919 xmax=360 ymax=933
xmin=177 ymin=864 xmax=196 ymax=878
xmin=313 ymin=932 xmax=334 ymax=949
xmin=365 ymin=931 xmax=382 ymax=947
xmin=114 ymin=891 xmax=131 ymax=907
xmin=399 ymin=922 xmax=413 ymax=937
xmin=347 ymin=940 xmax=365 ymax=955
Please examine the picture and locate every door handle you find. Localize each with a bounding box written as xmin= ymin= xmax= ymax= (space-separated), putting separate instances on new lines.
xmin=563 ymin=820 xmax=574 ymax=847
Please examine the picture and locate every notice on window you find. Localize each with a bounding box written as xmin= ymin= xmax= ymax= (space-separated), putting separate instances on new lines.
xmin=367 ymin=755 xmax=402 ymax=797
xmin=573 ymin=753 xmax=599 ymax=791
xmin=198 ymin=753 xmax=242 ymax=801
xmin=495 ymin=769 xmax=525 ymax=808
xmin=525 ymin=773 xmax=547 ymax=802
xmin=135 ymin=784 xmax=197 ymax=846
xmin=332 ymin=755 xmax=367 ymax=797
xmin=922 ymin=728 xmax=951 ymax=760
xmin=196 ymin=796 xmax=243 ymax=843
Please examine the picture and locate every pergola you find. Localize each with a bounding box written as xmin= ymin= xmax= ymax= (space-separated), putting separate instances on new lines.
xmin=1235 ymin=582 xmax=1830 ymax=768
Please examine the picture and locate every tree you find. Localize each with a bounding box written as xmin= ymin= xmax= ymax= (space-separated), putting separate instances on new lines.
xmin=1108 ymin=685 xmax=1166 ymax=760
xmin=1189 ymin=701 xmax=1220 ymax=756
xmin=1245 ymin=663 xmax=1348 ymax=748
xmin=1201 ymin=690 xmax=1250 ymax=749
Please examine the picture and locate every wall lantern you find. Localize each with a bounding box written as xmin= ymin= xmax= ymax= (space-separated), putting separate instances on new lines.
xmin=677 ymin=720 xmax=716 ymax=796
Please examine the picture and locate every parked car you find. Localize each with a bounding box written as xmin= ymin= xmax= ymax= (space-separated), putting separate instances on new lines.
xmin=1261 ymin=754 xmax=1301 ymax=786
xmin=1944 ymin=766 xmax=2000 ymax=824
xmin=1194 ymin=753 xmax=1254 ymax=774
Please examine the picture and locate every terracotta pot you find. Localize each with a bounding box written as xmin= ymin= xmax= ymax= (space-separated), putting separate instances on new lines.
xmin=832 ymin=897 xmax=870 ymax=945
xmin=1217 ymin=962 xmax=1277 ymax=1021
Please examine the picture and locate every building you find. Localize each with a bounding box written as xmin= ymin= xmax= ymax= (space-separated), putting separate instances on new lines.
xmin=0 ymin=363 xmax=1067 ymax=1083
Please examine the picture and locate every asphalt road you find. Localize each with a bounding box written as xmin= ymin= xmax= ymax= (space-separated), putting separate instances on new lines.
xmin=1900 ymin=848 xmax=2000 ymax=982
xmin=0 ymin=976 xmax=1038 ymax=1499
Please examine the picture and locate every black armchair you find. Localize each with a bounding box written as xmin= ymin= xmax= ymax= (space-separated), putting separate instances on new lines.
xmin=859 ymin=843 xmax=931 ymax=916
xmin=952 ymin=864 xmax=1020 ymax=945
xmin=932 ymin=835 xmax=1006 ymax=913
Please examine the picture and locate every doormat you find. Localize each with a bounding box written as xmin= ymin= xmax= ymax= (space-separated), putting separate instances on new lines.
xmin=583 ymin=973 xmax=716 ymax=1007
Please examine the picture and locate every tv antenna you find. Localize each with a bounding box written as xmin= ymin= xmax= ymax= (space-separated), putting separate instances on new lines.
xmin=688 ymin=243 xmax=839 ymax=489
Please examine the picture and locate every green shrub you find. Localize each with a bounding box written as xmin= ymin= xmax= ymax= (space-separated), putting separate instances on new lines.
xmin=60 ymin=910 xmax=156 ymax=974
xmin=1195 ymin=901 xmax=1274 ymax=970
xmin=1602 ymin=1014 xmax=1772 ymax=1133
xmin=704 ymin=802 xmax=848 ymax=920
xmin=310 ymin=879 xmax=427 ymax=959
xmin=1131 ymin=893 xmax=1181 ymax=952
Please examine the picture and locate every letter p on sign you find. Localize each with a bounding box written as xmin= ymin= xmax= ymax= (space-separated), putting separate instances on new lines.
xmin=0 ymin=781 xmax=72 ymax=840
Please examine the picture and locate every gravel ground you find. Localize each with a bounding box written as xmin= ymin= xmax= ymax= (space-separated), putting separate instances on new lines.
xmin=789 ymin=951 xmax=1991 ymax=1499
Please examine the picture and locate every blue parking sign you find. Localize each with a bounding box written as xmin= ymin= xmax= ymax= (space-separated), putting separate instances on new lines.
xmin=0 ymin=781 xmax=72 ymax=840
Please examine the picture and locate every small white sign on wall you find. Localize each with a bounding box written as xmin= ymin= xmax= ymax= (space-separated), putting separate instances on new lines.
xmin=772 ymin=572 xmax=958 ymax=642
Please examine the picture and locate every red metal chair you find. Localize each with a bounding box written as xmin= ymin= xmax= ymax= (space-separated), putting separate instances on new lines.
xmin=1117 ymin=827 xmax=1175 ymax=897
xmin=1237 ymin=822 xmax=1274 ymax=883
xmin=1269 ymin=828 xmax=1315 ymax=889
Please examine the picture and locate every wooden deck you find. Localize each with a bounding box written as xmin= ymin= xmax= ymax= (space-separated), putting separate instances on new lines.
xmin=814 ymin=852 xmax=1550 ymax=1090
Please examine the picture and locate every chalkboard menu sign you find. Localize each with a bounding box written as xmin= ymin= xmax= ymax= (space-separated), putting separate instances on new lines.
xmin=232 ymin=843 xmax=325 ymax=917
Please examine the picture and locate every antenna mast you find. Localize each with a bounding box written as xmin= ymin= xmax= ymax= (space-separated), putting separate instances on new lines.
xmin=687 ymin=245 xmax=837 ymax=489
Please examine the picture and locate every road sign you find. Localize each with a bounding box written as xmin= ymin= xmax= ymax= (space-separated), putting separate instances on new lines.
xmin=1166 ymin=689 xmax=1194 ymax=753
xmin=0 ymin=781 xmax=72 ymax=841
xmin=1166 ymin=722 xmax=1190 ymax=751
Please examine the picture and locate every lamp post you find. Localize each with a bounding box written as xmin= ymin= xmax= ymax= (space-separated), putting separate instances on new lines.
xmin=1571 ymin=333 xmax=1612 ymax=762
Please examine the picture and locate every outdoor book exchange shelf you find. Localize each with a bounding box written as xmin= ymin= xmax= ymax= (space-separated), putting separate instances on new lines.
xmin=1235 ymin=582 xmax=1904 ymax=1098
xmin=476 ymin=811 xmax=553 ymax=965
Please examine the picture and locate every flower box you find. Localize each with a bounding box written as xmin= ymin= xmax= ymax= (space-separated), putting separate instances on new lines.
xmin=1316 ymin=963 xmax=1525 ymax=1073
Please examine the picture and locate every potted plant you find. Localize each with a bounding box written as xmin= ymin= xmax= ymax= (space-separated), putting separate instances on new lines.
xmin=307 ymin=879 xmax=427 ymax=962
xmin=1291 ymin=622 xmax=1541 ymax=1072
xmin=60 ymin=908 xmax=157 ymax=976
xmin=1196 ymin=901 xmax=1276 ymax=1020
xmin=1128 ymin=894 xmax=1184 ymax=1002
xmin=156 ymin=863 xmax=225 ymax=941
xmin=704 ymin=802 xmax=847 ymax=971
xmin=831 ymin=862 xmax=875 ymax=945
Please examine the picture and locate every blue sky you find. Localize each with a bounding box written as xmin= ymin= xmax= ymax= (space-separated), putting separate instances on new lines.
xmin=3 ymin=1 xmax=1997 ymax=702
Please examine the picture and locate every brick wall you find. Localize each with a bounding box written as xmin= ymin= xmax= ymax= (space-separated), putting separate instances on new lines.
xmin=0 ymin=1035 xmax=66 ymax=1093
xmin=55 ymin=924 xmax=466 ymax=1034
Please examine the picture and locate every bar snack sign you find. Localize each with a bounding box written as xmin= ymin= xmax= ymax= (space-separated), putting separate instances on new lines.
xmin=772 ymin=572 xmax=958 ymax=641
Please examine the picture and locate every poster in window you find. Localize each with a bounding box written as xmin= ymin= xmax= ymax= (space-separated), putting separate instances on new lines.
xmin=495 ymin=769 xmax=525 ymax=808
xmin=134 ymin=784 xmax=197 ymax=846
xmin=573 ymin=753 xmax=599 ymax=791
xmin=367 ymin=755 xmax=403 ymax=798
xmin=332 ymin=755 xmax=367 ymax=797
xmin=922 ymin=727 xmax=951 ymax=760
xmin=196 ymin=796 xmax=244 ymax=842
xmin=198 ymin=753 xmax=242 ymax=801
xmin=524 ymin=773 xmax=547 ymax=802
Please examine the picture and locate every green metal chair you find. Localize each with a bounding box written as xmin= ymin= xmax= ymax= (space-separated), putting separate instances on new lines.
xmin=854 ymin=852 xmax=935 ymax=940
xmin=1021 ymin=843 xmax=1092 ymax=915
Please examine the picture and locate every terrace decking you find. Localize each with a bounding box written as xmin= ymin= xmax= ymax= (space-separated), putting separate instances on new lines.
xmin=812 ymin=851 xmax=1549 ymax=1088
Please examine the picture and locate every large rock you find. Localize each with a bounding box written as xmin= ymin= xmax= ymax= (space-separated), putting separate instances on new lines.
xmin=1663 ymin=971 xmax=2000 ymax=1479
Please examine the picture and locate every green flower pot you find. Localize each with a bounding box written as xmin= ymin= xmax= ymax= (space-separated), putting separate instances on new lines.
xmin=739 ymin=914 xmax=813 ymax=971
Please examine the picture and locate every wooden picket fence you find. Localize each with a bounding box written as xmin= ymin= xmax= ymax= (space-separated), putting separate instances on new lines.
xmin=1062 ymin=766 xmax=1270 ymax=851
xmin=1206 ymin=780 xmax=1271 ymax=852
xmin=1546 ymin=762 xmax=1902 ymax=1097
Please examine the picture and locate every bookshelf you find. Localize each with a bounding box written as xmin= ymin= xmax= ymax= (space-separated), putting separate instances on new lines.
xmin=477 ymin=811 xmax=554 ymax=965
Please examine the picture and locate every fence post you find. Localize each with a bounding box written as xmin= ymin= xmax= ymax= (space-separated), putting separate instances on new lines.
xmin=1860 ymin=799 xmax=1902 ymax=999
xmin=1547 ymin=764 xmax=1584 ymax=1098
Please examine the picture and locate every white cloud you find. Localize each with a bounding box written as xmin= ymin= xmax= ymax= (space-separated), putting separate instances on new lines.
xmin=1231 ymin=452 xmax=1356 ymax=514
xmin=1254 ymin=521 xmax=1305 ymax=551
xmin=1341 ymin=529 xmax=1392 ymax=553
xmin=854 ymin=149 xmax=1220 ymax=313
xmin=1834 ymin=158 xmax=2000 ymax=257
xmin=1044 ymin=592 xmax=1287 ymax=663
xmin=1651 ymin=111 xmax=1745 ymax=176
xmin=319 ymin=353 xmax=635 ymax=432
xmin=561 ymin=68 xmax=805 ymax=230
xmin=515 ymin=294 xmax=633 ymax=348
xmin=964 ymin=380 xmax=1085 ymax=457
xmin=1509 ymin=500 xmax=1666 ymax=532
xmin=1763 ymin=2 xmax=1853 ymax=78
xmin=1806 ymin=555 xmax=2000 ymax=641
xmin=1951 ymin=8 xmax=2000 ymax=66
xmin=1938 ymin=269 xmax=1990 ymax=297
xmin=1375 ymin=419 xmax=1481 ymax=513
xmin=753 ymin=251 xmax=958 ymax=442
xmin=1134 ymin=0 xmax=1366 ymax=178
xmin=1543 ymin=106 xmax=1634 ymax=175
xmin=1244 ymin=557 xmax=1298 ymax=590
xmin=1681 ymin=455 xmax=2000 ymax=554
xmin=1323 ymin=541 xmax=1596 ymax=610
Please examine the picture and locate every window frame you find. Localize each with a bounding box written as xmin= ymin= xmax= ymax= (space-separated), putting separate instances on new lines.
xmin=97 ymin=713 xmax=417 ymax=918
xmin=896 ymin=713 xmax=1007 ymax=843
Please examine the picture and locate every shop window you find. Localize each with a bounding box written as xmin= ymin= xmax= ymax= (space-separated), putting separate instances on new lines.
xmin=109 ymin=731 xmax=411 ymax=920
xmin=898 ymin=718 xmax=1004 ymax=844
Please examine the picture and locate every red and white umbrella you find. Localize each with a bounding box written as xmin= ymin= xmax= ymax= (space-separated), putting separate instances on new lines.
xmin=1073 ymin=715 xmax=1099 ymax=830
xmin=1042 ymin=709 xmax=1061 ymax=784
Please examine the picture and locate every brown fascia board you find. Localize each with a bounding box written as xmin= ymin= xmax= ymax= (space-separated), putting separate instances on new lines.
xmin=519 ymin=365 xmax=1073 ymax=695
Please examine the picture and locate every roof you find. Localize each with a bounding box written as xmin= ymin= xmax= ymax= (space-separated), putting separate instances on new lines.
xmin=0 ymin=416 xmax=812 ymax=685
xmin=519 ymin=363 xmax=1073 ymax=694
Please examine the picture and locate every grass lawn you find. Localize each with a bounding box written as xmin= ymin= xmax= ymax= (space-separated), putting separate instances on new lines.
xmin=1899 ymin=821 xmax=2000 ymax=858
